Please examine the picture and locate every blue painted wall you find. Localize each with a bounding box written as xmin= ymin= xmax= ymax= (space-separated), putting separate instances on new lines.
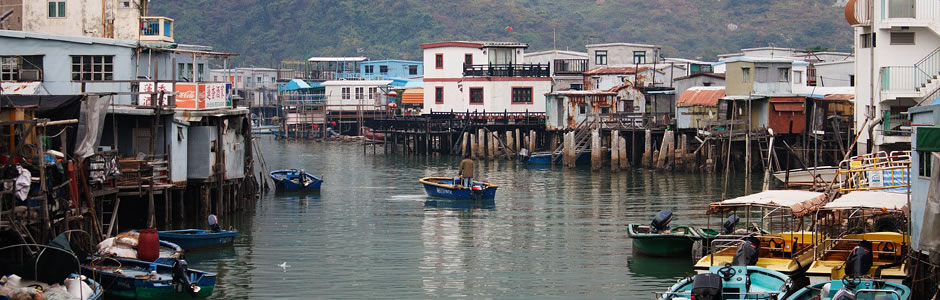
xmin=358 ymin=60 xmax=422 ymax=80
xmin=909 ymin=104 xmax=940 ymax=251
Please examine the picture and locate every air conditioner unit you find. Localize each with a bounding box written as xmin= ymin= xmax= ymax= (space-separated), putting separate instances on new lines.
xmin=18 ymin=69 xmax=41 ymax=81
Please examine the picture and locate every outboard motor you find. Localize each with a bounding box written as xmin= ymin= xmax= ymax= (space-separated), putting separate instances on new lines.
xmin=518 ymin=148 xmax=530 ymax=163
xmin=172 ymin=259 xmax=200 ymax=296
xmin=723 ymin=214 xmax=740 ymax=234
xmin=732 ymin=236 xmax=761 ymax=266
xmin=650 ymin=209 xmax=673 ymax=233
xmin=208 ymin=214 xmax=221 ymax=232
xmin=845 ymin=240 xmax=874 ymax=277
xmin=690 ymin=273 xmax=723 ymax=300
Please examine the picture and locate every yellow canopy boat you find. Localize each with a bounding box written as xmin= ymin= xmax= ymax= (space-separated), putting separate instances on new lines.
xmin=806 ymin=190 xmax=910 ymax=285
xmin=695 ymin=190 xmax=829 ymax=276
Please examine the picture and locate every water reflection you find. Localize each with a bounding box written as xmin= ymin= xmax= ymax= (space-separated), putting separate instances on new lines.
xmin=627 ymin=254 xmax=696 ymax=279
xmin=424 ymin=199 xmax=496 ymax=210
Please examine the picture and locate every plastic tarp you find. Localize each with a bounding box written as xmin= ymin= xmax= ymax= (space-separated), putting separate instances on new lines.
xmin=824 ymin=191 xmax=909 ymax=214
xmin=918 ymin=153 xmax=940 ymax=252
xmin=709 ymin=190 xmax=829 ymax=217
xmin=278 ymin=79 xmax=317 ymax=92
xmin=74 ymin=95 xmax=111 ymax=159
xmin=916 ymin=126 xmax=940 ymax=152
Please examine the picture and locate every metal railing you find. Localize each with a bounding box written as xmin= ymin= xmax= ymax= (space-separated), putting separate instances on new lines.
xmin=463 ymin=63 xmax=550 ymax=77
xmin=139 ymin=17 xmax=173 ymax=39
xmin=553 ymin=59 xmax=588 ymax=75
xmin=880 ymin=66 xmax=930 ymax=92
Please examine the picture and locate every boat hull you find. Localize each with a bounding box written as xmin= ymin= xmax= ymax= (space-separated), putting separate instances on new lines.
xmin=270 ymin=169 xmax=322 ymax=192
xmin=773 ymin=166 xmax=838 ymax=186
xmin=419 ymin=177 xmax=497 ymax=200
xmin=158 ymin=229 xmax=239 ymax=250
xmin=627 ymin=224 xmax=703 ymax=257
xmin=82 ymin=258 xmax=216 ymax=299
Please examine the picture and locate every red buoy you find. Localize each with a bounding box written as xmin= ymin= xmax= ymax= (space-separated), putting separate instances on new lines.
xmin=137 ymin=229 xmax=160 ymax=262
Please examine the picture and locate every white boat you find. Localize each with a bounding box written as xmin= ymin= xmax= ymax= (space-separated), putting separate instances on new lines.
xmin=773 ymin=166 xmax=839 ymax=186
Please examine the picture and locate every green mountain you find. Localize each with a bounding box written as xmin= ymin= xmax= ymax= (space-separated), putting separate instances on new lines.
xmin=151 ymin=0 xmax=853 ymax=67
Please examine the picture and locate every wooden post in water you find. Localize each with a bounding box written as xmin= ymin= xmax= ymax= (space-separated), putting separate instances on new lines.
xmin=477 ymin=128 xmax=485 ymax=159
xmin=591 ymin=128 xmax=601 ymax=171
xmin=656 ymin=131 xmax=669 ymax=169
xmin=529 ymin=130 xmax=536 ymax=152
xmin=488 ymin=132 xmax=496 ymax=160
xmin=461 ymin=132 xmax=469 ymax=157
xmin=505 ymin=131 xmax=514 ymax=159
xmin=642 ymin=129 xmax=652 ymax=168
xmin=610 ymin=130 xmax=620 ymax=171
xmin=515 ymin=129 xmax=521 ymax=152
xmin=619 ymin=136 xmax=629 ymax=169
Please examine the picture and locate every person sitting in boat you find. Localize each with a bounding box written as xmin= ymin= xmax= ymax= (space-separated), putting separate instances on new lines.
xmin=458 ymin=153 xmax=474 ymax=188
xmin=208 ymin=214 xmax=221 ymax=233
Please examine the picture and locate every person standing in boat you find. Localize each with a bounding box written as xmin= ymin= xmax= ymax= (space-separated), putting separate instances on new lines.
xmin=458 ymin=153 xmax=474 ymax=188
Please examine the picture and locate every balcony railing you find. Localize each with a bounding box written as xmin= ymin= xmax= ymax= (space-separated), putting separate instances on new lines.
xmin=880 ymin=0 xmax=940 ymax=22
xmin=553 ymin=59 xmax=588 ymax=75
xmin=139 ymin=16 xmax=174 ymax=43
xmin=880 ymin=66 xmax=930 ymax=92
xmin=463 ymin=63 xmax=550 ymax=77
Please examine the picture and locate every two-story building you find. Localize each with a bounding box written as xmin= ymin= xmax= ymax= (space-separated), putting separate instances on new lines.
xmin=721 ymin=57 xmax=812 ymax=133
xmin=585 ymin=42 xmax=663 ymax=70
xmin=0 ymin=0 xmax=165 ymax=41
xmin=523 ymin=49 xmax=589 ymax=91
xmin=845 ymin=0 xmax=939 ymax=153
xmin=421 ymin=41 xmax=551 ymax=114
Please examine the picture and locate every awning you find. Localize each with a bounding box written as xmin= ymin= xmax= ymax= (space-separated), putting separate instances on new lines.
xmin=278 ymin=79 xmax=318 ymax=92
xmin=824 ymin=191 xmax=909 ymax=214
xmin=772 ymin=103 xmax=804 ymax=112
xmin=401 ymin=88 xmax=424 ymax=105
xmin=917 ymin=126 xmax=940 ymax=152
xmin=677 ymin=86 xmax=724 ymax=107
xmin=709 ymin=190 xmax=829 ymax=217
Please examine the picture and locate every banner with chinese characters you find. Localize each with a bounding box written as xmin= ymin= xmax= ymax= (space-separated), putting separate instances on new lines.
xmin=176 ymin=83 xmax=230 ymax=109
xmin=139 ymin=82 xmax=173 ymax=106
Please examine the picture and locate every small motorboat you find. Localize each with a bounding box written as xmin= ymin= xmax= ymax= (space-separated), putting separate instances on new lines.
xmin=773 ymin=166 xmax=838 ymax=187
xmin=419 ymin=176 xmax=498 ymax=200
xmin=660 ymin=238 xmax=792 ymax=299
xmin=81 ymin=257 xmax=216 ymax=299
xmin=788 ymin=242 xmax=911 ymax=299
xmin=517 ymin=150 xmax=556 ymax=165
xmin=627 ymin=209 xmax=708 ymax=257
xmin=158 ymin=229 xmax=239 ymax=251
xmin=270 ymin=169 xmax=322 ymax=191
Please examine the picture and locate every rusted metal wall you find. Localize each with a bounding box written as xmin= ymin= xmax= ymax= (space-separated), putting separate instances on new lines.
xmin=768 ymin=97 xmax=806 ymax=134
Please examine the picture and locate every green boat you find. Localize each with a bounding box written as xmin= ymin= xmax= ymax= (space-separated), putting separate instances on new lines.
xmin=628 ymin=224 xmax=706 ymax=257
xmin=627 ymin=209 xmax=712 ymax=257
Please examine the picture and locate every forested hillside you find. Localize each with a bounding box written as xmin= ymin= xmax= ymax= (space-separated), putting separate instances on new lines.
xmin=151 ymin=0 xmax=853 ymax=66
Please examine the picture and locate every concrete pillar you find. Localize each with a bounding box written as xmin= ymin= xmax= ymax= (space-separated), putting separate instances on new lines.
xmin=591 ymin=128 xmax=601 ymax=171
xmin=619 ymin=136 xmax=629 ymax=169
xmin=610 ymin=130 xmax=621 ymax=171
xmin=657 ymin=130 xmax=674 ymax=170
xmin=706 ymin=143 xmax=716 ymax=174
xmin=642 ymin=129 xmax=652 ymax=169
xmin=564 ymin=131 xmax=574 ymax=168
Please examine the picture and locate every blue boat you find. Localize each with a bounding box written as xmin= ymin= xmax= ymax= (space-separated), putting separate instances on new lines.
xmin=786 ymin=277 xmax=910 ymax=300
xmin=419 ymin=177 xmax=498 ymax=200
xmin=158 ymin=229 xmax=239 ymax=250
xmin=518 ymin=152 xmax=557 ymax=165
xmin=81 ymin=257 xmax=216 ymax=299
xmin=269 ymin=169 xmax=322 ymax=191
xmin=659 ymin=264 xmax=791 ymax=299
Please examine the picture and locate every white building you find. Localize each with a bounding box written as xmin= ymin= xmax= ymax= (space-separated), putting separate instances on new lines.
xmin=846 ymin=0 xmax=938 ymax=153
xmin=210 ymin=68 xmax=282 ymax=107
xmin=321 ymin=80 xmax=392 ymax=111
xmin=421 ymin=41 xmax=552 ymax=114
xmin=585 ymin=42 xmax=663 ymax=70
xmin=523 ymin=49 xmax=589 ymax=91
xmin=0 ymin=0 xmax=173 ymax=43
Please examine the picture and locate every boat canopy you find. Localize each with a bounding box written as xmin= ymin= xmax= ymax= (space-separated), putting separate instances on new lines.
xmin=709 ymin=190 xmax=828 ymax=217
xmin=824 ymin=191 xmax=909 ymax=214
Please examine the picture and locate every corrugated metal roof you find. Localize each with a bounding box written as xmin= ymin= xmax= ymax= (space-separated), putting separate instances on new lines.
xmin=677 ymin=86 xmax=725 ymax=107
xmin=401 ymin=88 xmax=424 ymax=104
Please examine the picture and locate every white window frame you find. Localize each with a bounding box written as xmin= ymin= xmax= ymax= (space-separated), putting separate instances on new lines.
xmin=71 ymin=55 xmax=114 ymax=81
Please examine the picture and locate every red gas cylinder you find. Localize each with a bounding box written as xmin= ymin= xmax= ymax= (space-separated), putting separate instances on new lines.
xmin=137 ymin=229 xmax=160 ymax=262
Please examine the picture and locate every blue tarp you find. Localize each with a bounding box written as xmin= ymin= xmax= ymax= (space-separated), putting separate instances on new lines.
xmin=931 ymin=95 xmax=940 ymax=105
xmin=389 ymin=78 xmax=422 ymax=89
xmin=279 ymin=79 xmax=320 ymax=92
